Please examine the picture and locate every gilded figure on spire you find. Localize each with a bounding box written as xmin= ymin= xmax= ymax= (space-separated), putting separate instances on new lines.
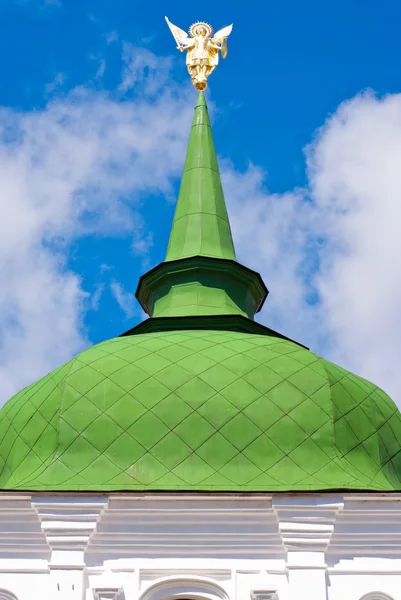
xmin=165 ymin=17 xmax=233 ymax=91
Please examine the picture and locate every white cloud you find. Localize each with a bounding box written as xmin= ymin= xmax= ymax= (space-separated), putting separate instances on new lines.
xmin=0 ymin=49 xmax=192 ymax=404
xmin=110 ymin=281 xmax=137 ymax=319
xmin=223 ymin=165 xmax=320 ymax=346
xmin=106 ymin=31 xmax=119 ymax=45
xmin=225 ymin=91 xmax=401 ymax=405
xmin=308 ymin=92 xmax=401 ymax=402
xmin=45 ymin=72 xmax=66 ymax=95
xmin=120 ymin=44 xmax=173 ymax=95
xmin=90 ymin=283 xmax=105 ymax=311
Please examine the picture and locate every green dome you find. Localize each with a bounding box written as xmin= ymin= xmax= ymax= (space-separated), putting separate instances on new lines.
xmin=1 ymin=93 xmax=400 ymax=493
xmin=0 ymin=329 xmax=400 ymax=492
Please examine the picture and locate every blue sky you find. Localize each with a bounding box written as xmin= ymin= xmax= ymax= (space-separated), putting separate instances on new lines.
xmin=0 ymin=0 xmax=401 ymax=405
xmin=2 ymin=0 xmax=401 ymax=193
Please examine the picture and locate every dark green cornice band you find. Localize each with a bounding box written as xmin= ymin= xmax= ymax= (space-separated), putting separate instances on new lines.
xmin=120 ymin=313 xmax=308 ymax=349
xmin=135 ymin=255 xmax=268 ymax=319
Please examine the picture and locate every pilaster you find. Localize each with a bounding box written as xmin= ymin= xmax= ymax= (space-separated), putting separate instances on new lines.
xmin=32 ymin=496 xmax=107 ymax=599
xmin=273 ymin=495 xmax=343 ymax=600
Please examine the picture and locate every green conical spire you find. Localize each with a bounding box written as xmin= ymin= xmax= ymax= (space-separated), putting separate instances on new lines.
xmin=165 ymin=92 xmax=236 ymax=262
xmin=135 ymin=91 xmax=268 ymax=330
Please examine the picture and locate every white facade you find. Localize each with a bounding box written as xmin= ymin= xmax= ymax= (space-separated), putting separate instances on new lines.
xmin=0 ymin=493 xmax=400 ymax=600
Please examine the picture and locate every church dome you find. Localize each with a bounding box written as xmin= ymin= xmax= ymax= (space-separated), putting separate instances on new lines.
xmin=1 ymin=93 xmax=400 ymax=492
xmin=0 ymin=329 xmax=400 ymax=491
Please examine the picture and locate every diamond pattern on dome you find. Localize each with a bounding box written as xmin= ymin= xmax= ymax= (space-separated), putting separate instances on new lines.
xmin=0 ymin=329 xmax=400 ymax=491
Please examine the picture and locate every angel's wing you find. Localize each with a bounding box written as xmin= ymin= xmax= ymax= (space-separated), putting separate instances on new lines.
xmin=212 ymin=24 xmax=233 ymax=43
xmin=212 ymin=24 xmax=233 ymax=58
xmin=165 ymin=16 xmax=190 ymax=47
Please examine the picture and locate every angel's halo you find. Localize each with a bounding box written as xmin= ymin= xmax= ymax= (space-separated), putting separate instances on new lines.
xmin=189 ymin=21 xmax=213 ymax=37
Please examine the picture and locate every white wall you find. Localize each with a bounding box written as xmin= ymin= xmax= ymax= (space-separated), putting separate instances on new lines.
xmin=0 ymin=493 xmax=399 ymax=600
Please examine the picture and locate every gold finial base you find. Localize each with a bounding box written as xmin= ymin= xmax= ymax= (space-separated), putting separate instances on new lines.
xmin=194 ymin=78 xmax=207 ymax=91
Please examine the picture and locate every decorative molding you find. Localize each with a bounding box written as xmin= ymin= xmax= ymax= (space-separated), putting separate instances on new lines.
xmin=328 ymin=496 xmax=401 ymax=557
xmin=251 ymin=592 xmax=278 ymax=600
xmin=0 ymin=495 xmax=50 ymax=560
xmin=140 ymin=569 xmax=231 ymax=583
xmin=0 ymin=492 xmax=400 ymax=599
xmin=93 ymin=588 xmax=124 ymax=600
xmin=32 ymin=496 xmax=107 ymax=553
xmin=272 ymin=496 xmax=343 ymax=553
xmin=327 ymin=567 xmax=401 ymax=575
xmin=87 ymin=496 xmax=284 ymax=559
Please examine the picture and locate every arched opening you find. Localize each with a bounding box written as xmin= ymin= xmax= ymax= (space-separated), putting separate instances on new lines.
xmin=138 ymin=577 xmax=229 ymax=600
xmin=360 ymin=594 xmax=395 ymax=600
xmin=0 ymin=591 xmax=18 ymax=600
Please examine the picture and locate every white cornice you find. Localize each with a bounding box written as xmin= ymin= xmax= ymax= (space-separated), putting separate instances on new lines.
xmin=87 ymin=496 xmax=284 ymax=560
xmin=0 ymin=495 xmax=50 ymax=560
xmin=327 ymin=496 xmax=401 ymax=557
xmin=0 ymin=491 xmax=400 ymax=595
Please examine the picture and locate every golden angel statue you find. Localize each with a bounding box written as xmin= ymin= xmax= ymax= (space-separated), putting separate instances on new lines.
xmin=165 ymin=17 xmax=233 ymax=91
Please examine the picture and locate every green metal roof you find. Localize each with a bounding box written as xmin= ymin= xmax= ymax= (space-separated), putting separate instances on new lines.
xmin=165 ymin=92 xmax=236 ymax=262
xmin=1 ymin=330 xmax=400 ymax=492
xmin=1 ymin=91 xmax=400 ymax=492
